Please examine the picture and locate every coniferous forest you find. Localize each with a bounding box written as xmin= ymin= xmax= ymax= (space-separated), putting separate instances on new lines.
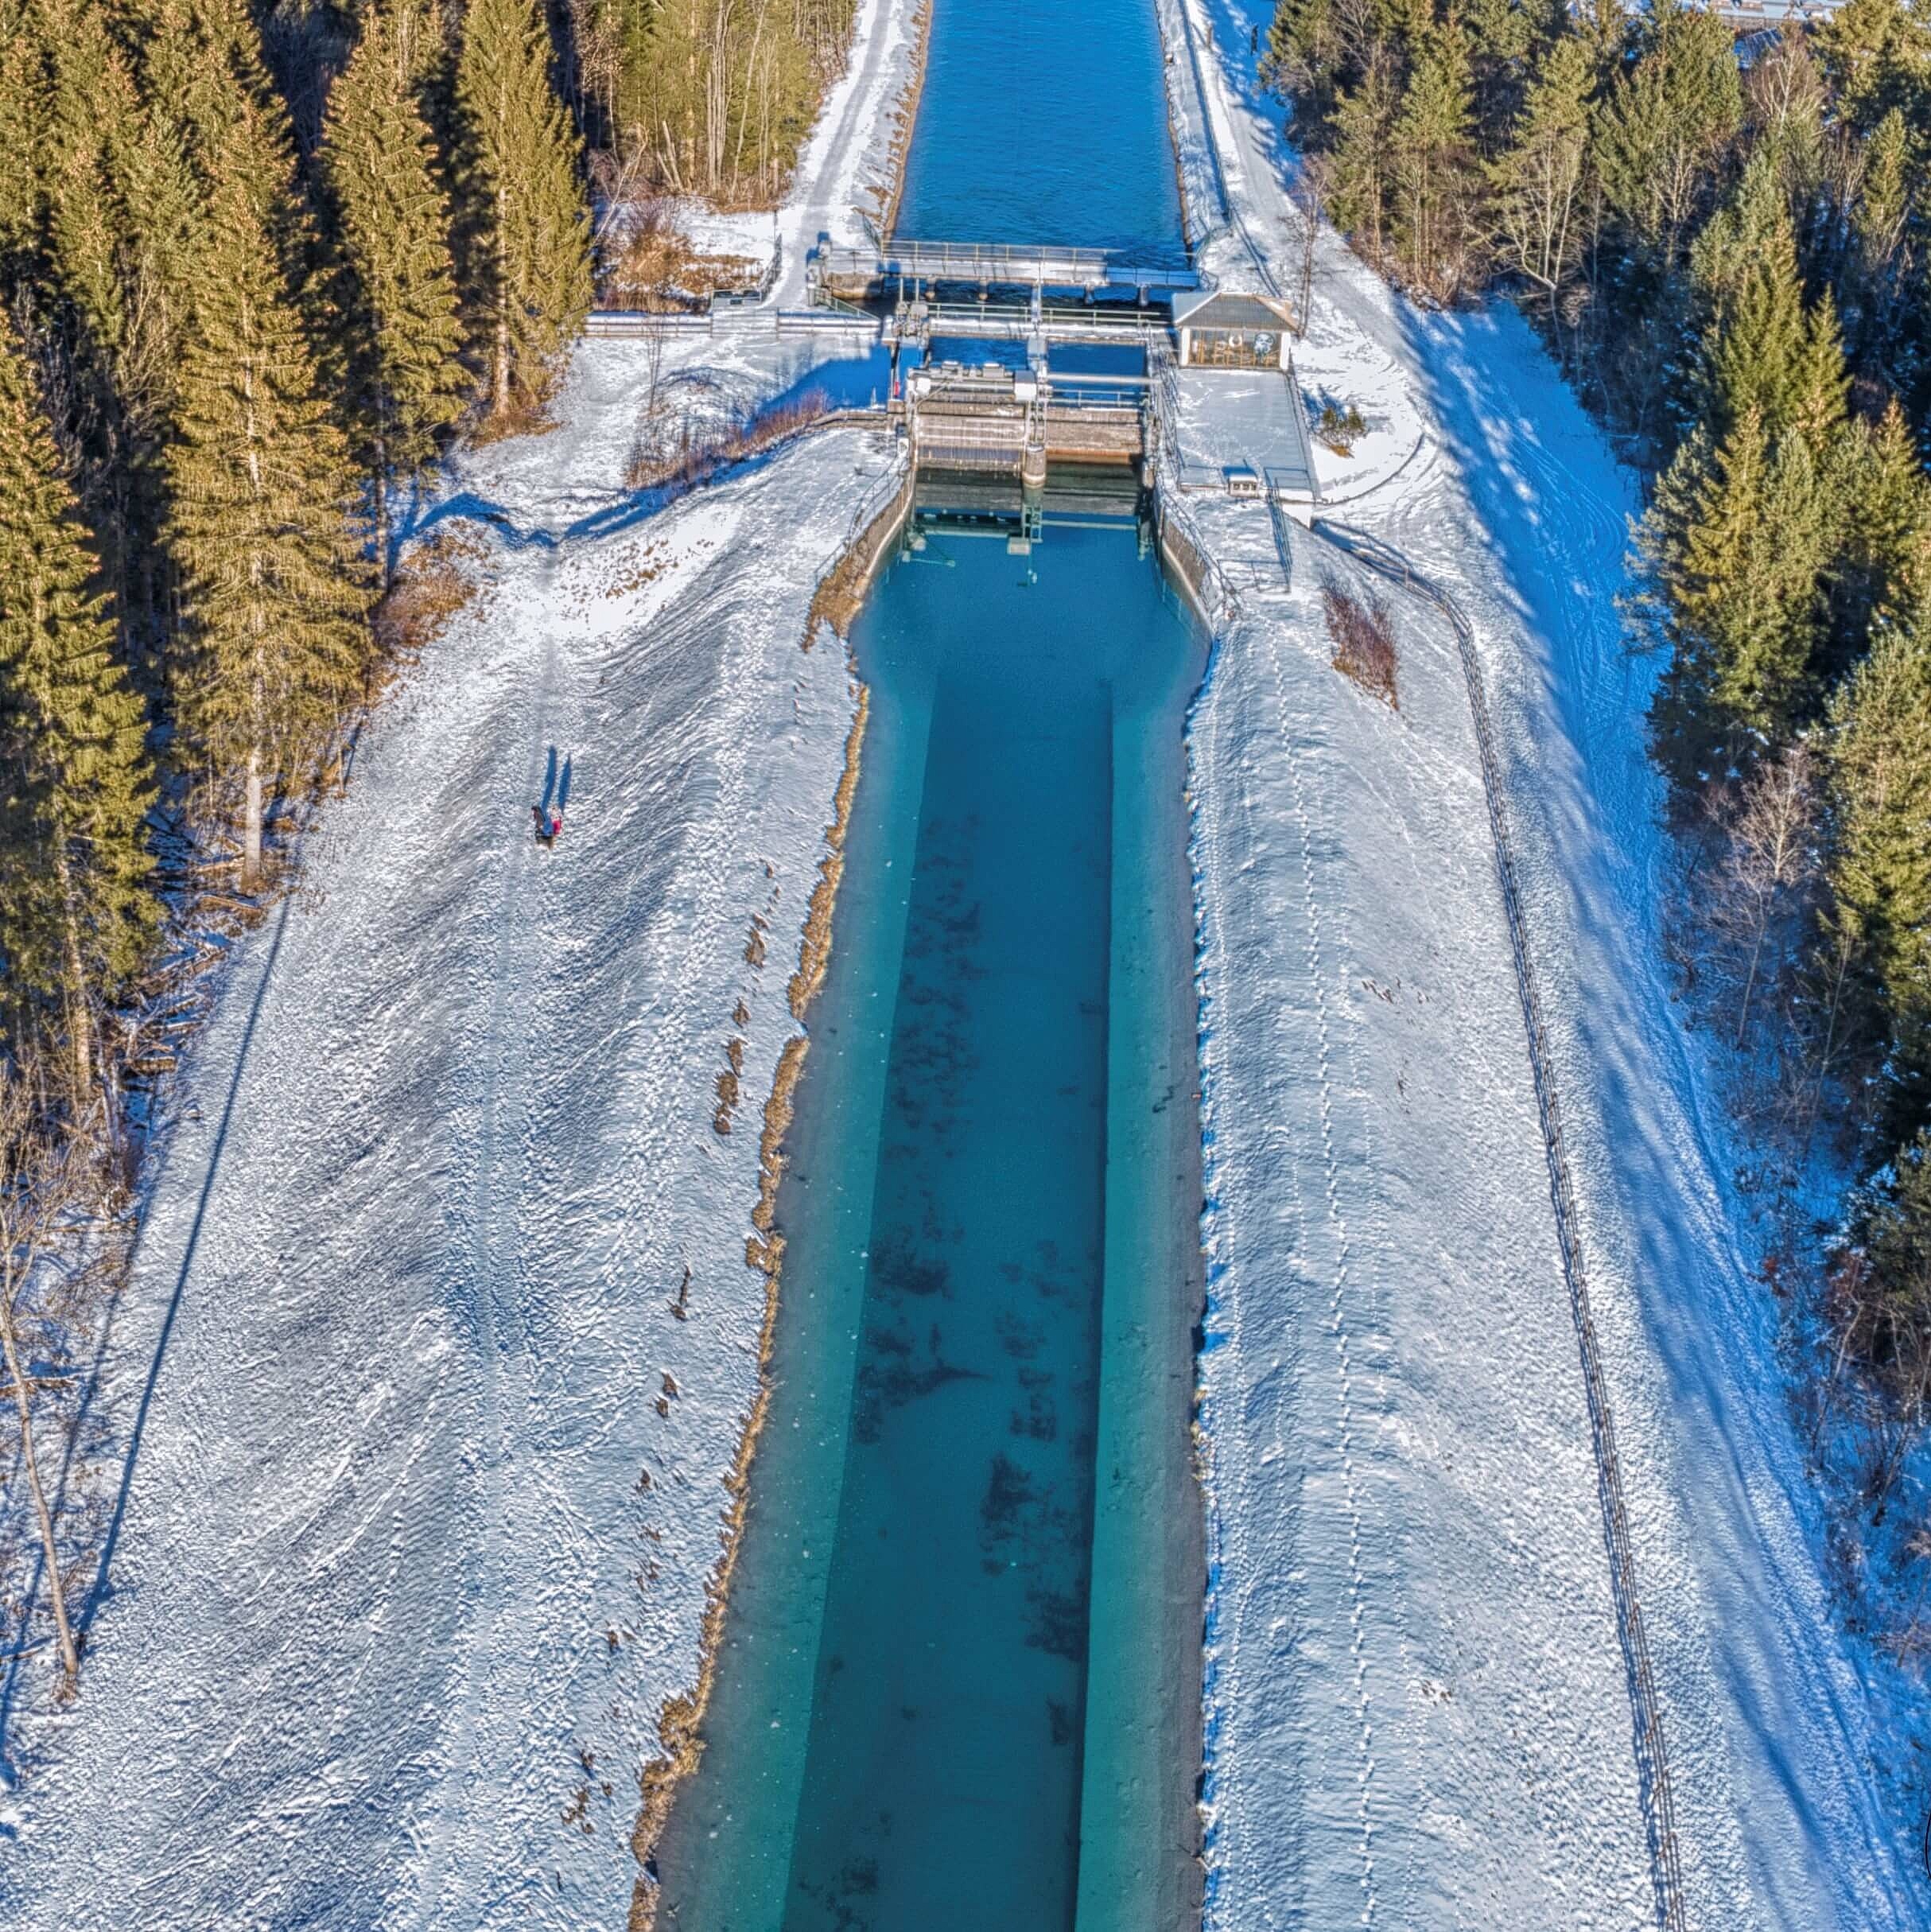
xmin=0 ymin=0 xmax=870 ymax=1087
xmin=1274 ymin=0 xmax=1931 ymax=1631
xmin=0 ymin=0 xmax=596 ymax=1688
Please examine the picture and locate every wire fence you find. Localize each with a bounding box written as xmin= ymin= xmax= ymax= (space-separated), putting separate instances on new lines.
xmin=1313 ymin=515 xmax=1690 ymax=1932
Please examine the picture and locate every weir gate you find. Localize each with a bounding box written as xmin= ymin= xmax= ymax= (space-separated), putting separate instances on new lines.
xmin=804 ymin=234 xmax=1319 ymax=512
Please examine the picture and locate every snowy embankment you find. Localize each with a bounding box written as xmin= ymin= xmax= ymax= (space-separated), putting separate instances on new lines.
xmin=0 ymin=1 xmax=917 ymax=1922
xmin=1173 ymin=0 xmax=1925 ymax=1926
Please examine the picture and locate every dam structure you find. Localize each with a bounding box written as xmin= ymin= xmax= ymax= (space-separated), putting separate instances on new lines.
xmin=807 ymin=230 xmax=1320 ymax=512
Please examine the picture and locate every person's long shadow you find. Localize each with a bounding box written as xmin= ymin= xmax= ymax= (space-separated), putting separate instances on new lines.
xmin=0 ymin=892 xmax=297 ymax=1771
xmin=538 ymin=750 xmax=573 ymax=817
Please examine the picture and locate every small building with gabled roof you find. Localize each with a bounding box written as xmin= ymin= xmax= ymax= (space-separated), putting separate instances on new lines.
xmin=1171 ymin=290 xmax=1297 ymax=371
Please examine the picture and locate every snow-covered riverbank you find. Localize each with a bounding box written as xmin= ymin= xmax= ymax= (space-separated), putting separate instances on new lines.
xmin=1169 ymin=2 xmax=1925 ymax=1926
xmin=0 ymin=0 xmax=919 ymax=1917
xmin=0 ymin=395 xmax=902 ymax=1932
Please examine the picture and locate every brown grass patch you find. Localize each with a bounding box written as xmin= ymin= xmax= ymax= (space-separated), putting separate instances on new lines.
xmin=625 ymin=389 xmax=832 ymax=496
xmin=603 ymin=205 xmax=764 ymax=312
xmin=808 ymin=472 xmax=913 ymax=645
xmin=372 ymin=531 xmax=485 ymax=674
xmin=788 ymin=690 xmax=868 ymax=1020
xmin=467 ymin=394 xmax=561 ymax=445
xmin=1323 ymin=581 xmax=1399 ymax=710
xmin=713 ymin=1037 xmax=747 ymax=1134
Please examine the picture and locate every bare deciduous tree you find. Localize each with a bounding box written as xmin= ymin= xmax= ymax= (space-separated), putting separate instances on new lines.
xmin=1288 ymin=156 xmax=1330 ymax=340
xmin=0 ymin=1059 xmax=81 ymax=1690
xmin=1715 ymin=743 xmax=1817 ymax=1051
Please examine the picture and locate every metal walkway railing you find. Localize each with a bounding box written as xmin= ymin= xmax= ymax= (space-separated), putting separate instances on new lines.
xmin=812 ymin=236 xmax=1202 ymax=294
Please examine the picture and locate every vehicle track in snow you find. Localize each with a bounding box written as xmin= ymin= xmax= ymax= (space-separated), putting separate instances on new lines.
xmin=1311 ymin=515 xmax=1689 ymax=1932
xmin=407 ymin=552 xmax=569 ymax=1922
xmin=1253 ymin=608 xmax=1383 ymax=1925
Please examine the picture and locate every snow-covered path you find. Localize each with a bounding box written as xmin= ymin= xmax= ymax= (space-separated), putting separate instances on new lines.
xmin=1175 ymin=0 xmax=1926 ymax=1924
xmin=1187 ymin=480 xmax=1657 ymax=1927
xmin=0 ymin=395 xmax=899 ymax=1928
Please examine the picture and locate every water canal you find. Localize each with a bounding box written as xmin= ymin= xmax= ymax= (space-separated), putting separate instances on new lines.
xmin=654 ymin=6 xmax=1204 ymax=1927
xmin=894 ymin=0 xmax=1184 ymax=259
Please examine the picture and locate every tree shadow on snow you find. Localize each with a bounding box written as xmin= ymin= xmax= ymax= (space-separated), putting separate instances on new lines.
xmin=0 ymin=896 xmax=297 ymax=1782
xmin=1392 ymin=296 xmax=1917 ymax=1926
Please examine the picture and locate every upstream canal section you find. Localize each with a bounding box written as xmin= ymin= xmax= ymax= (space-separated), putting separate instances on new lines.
xmin=894 ymin=0 xmax=1183 ymax=259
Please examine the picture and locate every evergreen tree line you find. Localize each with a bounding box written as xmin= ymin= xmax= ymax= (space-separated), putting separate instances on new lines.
xmin=0 ymin=0 xmax=591 ymax=1110
xmin=1274 ymin=0 xmax=1931 ymax=1529
xmin=567 ymin=0 xmax=859 ymax=206
xmin=0 ymin=0 xmax=591 ymax=1687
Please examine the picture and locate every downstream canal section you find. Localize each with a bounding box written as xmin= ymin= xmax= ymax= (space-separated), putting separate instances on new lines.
xmin=656 ymin=4 xmax=1205 ymax=1925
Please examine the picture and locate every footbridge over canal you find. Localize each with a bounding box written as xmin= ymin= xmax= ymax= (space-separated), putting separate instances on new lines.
xmin=809 ymin=237 xmax=1201 ymax=305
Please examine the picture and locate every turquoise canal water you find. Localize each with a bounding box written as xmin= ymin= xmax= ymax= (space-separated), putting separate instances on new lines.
xmin=654 ymin=500 xmax=1206 ymax=1931
xmin=657 ymin=0 xmax=1200 ymax=1918
xmin=895 ymin=0 xmax=1185 ymax=258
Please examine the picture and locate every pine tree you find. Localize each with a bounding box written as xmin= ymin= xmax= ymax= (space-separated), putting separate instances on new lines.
xmin=1590 ymin=0 xmax=1741 ymax=268
xmin=1702 ymin=158 xmax=1812 ymax=441
xmin=1490 ymin=30 xmax=1594 ymax=321
xmin=1327 ymin=54 xmax=1402 ymax=264
xmin=1855 ymin=107 xmax=1917 ymax=381
xmin=1815 ymin=0 xmax=1931 ymax=134
xmin=1789 ymin=287 xmax=1850 ymax=456
xmin=1266 ymin=0 xmax=1344 ymax=107
xmin=1463 ymin=0 xmax=1552 ymax=144
xmin=1389 ymin=15 xmax=1485 ymax=299
xmin=34 ymin=11 xmax=192 ymax=637
xmin=1838 ymin=401 xmax=1931 ymax=648
xmin=165 ymin=120 xmax=371 ymax=887
xmin=1860 ymin=107 xmax=1914 ymax=268
xmin=1857 ymin=1130 xmax=1931 ymax=1374
xmin=321 ymin=0 xmax=469 ymax=574
xmin=1645 ymin=405 xmax=1834 ymax=776
xmin=116 ymin=76 xmax=212 ymax=401
xmin=37 ymin=0 xmax=130 ymax=361
xmin=0 ymin=313 xmax=154 ymax=1088
xmin=455 ymin=0 xmax=592 ymax=416
xmin=0 ymin=0 xmax=42 ymax=269
xmin=1828 ymin=612 xmax=1931 ymax=1034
